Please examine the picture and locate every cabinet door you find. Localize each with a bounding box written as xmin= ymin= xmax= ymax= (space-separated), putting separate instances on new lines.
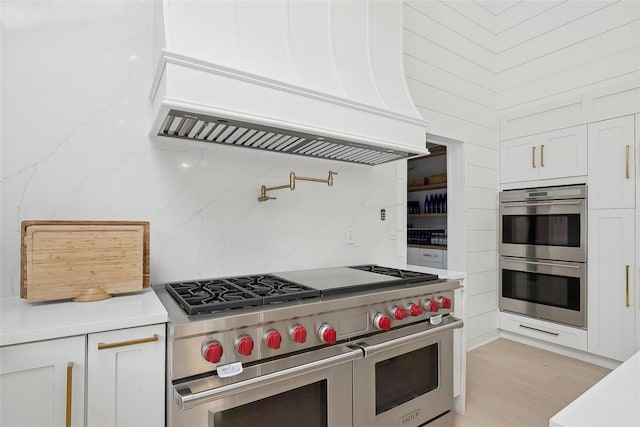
xmin=407 ymin=247 xmax=420 ymax=265
xmin=500 ymin=134 xmax=539 ymax=183
xmin=0 ymin=336 xmax=85 ymax=427
xmin=588 ymin=116 xmax=636 ymax=209
xmin=87 ymin=324 xmax=165 ymax=427
xmin=538 ymin=125 xmax=587 ymax=180
xmin=418 ymin=248 xmax=444 ymax=269
xmin=587 ymin=209 xmax=636 ymax=361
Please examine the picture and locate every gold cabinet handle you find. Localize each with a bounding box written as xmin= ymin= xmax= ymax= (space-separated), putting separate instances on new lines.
xmin=626 ymin=265 xmax=630 ymax=307
xmin=532 ymin=146 xmax=536 ymax=168
xmin=66 ymin=362 xmax=73 ymax=427
xmin=626 ymin=145 xmax=630 ymax=179
xmin=540 ymin=144 xmax=545 ymax=167
xmin=519 ymin=324 xmax=559 ymax=336
xmin=97 ymin=334 xmax=158 ymax=350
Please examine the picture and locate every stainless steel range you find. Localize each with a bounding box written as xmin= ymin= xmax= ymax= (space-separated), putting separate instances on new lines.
xmin=153 ymin=265 xmax=463 ymax=427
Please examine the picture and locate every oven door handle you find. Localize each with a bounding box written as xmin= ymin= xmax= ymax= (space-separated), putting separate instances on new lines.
xmin=173 ymin=347 xmax=362 ymax=410
xmin=356 ymin=318 xmax=463 ymax=357
xmin=501 ymin=257 xmax=582 ymax=269
xmin=500 ymin=200 xmax=583 ymax=207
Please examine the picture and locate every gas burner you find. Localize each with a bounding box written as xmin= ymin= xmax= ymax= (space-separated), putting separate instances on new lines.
xmin=165 ymin=274 xmax=321 ymax=315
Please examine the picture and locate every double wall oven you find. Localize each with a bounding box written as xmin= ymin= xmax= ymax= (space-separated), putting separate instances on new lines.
xmin=499 ymin=185 xmax=587 ymax=328
xmin=153 ymin=265 xmax=463 ymax=427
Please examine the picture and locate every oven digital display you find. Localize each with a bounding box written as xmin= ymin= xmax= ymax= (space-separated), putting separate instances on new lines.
xmin=211 ymin=381 xmax=327 ymax=427
xmin=374 ymin=344 xmax=439 ymax=415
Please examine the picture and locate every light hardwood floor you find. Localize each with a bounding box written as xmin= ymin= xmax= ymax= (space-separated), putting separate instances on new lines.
xmin=452 ymin=339 xmax=611 ymax=427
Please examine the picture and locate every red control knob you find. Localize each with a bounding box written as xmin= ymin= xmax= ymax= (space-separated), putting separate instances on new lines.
xmin=265 ymin=330 xmax=282 ymax=350
xmin=290 ymin=325 xmax=307 ymax=343
xmin=373 ymin=313 xmax=392 ymax=331
xmin=439 ymin=296 xmax=452 ymax=309
xmin=201 ymin=341 xmax=223 ymax=364
xmin=235 ymin=335 xmax=254 ymax=356
xmin=425 ymin=300 xmax=439 ymax=313
xmin=391 ymin=306 xmax=408 ymax=320
xmin=318 ymin=324 xmax=337 ymax=344
xmin=407 ymin=303 xmax=423 ymax=317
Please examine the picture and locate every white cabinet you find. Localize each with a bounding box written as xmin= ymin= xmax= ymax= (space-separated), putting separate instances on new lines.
xmin=407 ymin=247 xmax=447 ymax=269
xmin=500 ymin=125 xmax=587 ymax=184
xmin=0 ymin=336 xmax=85 ymax=427
xmin=87 ymin=324 xmax=165 ymax=427
xmin=0 ymin=324 xmax=165 ymax=427
xmin=587 ymin=209 xmax=636 ymax=361
xmin=588 ymin=116 xmax=636 ymax=209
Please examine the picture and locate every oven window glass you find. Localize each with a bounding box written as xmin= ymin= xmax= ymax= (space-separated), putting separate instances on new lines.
xmin=212 ymin=380 xmax=327 ymax=427
xmin=502 ymin=269 xmax=580 ymax=310
xmin=375 ymin=344 xmax=439 ymax=415
xmin=502 ymin=214 xmax=580 ymax=247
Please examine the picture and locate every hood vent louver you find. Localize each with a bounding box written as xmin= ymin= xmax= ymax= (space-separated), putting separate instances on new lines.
xmin=151 ymin=1 xmax=429 ymax=165
xmin=160 ymin=110 xmax=406 ymax=165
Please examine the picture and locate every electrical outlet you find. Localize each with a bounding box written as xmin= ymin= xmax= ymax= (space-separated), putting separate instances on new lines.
xmin=345 ymin=227 xmax=355 ymax=245
xmin=388 ymin=222 xmax=396 ymax=240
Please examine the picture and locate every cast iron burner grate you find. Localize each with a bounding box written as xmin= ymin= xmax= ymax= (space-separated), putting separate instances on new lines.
xmin=166 ymin=275 xmax=321 ymax=315
xmin=349 ymin=265 xmax=439 ymax=284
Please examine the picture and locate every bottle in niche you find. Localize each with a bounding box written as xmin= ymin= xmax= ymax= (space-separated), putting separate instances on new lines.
xmin=443 ymin=192 xmax=447 ymax=213
xmin=424 ymin=194 xmax=428 ymax=214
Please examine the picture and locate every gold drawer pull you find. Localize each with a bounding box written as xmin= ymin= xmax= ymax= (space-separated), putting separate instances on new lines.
xmin=532 ymin=146 xmax=536 ymax=168
xmin=519 ymin=324 xmax=559 ymax=336
xmin=626 ymin=265 xmax=630 ymax=307
xmin=98 ymin=334 xmax=159 ymax=350
xmin=66 ymin=362 xmax=73 ymax=427
xmin=626 ymin=145 xmax=630 ymax=179
xmin=540 ymin=144 xmax=545 ymax=167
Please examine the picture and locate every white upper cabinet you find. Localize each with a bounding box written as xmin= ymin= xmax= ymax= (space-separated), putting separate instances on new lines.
xmin=501 ymin=125 xmax=587 ymax=185
xmin=588 ymin=115 xmax=636 ymax=209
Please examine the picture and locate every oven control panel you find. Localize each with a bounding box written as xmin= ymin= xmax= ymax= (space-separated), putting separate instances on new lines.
xmin=170 ymin=288 xmax=456 ymax=379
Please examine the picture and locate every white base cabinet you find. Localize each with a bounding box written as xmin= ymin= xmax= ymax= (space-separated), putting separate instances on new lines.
xmin=1 ymin=336 xmax=86 ymax=427
xmin=0 ymin=324 xmax=165 ymax=427
xmin=407 ymin=247 xmax=447 ymax=269
xmin=87 ymin=324 xmax=165 ymax=427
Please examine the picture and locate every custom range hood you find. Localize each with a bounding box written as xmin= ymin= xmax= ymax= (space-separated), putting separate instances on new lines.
xmin=150 ymin=0 xmax=430 ymax=165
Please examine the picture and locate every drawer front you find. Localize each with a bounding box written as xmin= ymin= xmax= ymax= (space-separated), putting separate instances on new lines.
xmin=499 ymin=312 xmax=587 ymax=351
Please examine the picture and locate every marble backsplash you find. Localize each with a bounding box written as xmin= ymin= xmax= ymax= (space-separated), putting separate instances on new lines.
xmin=0 ymin=1 xmax=403 ymax=297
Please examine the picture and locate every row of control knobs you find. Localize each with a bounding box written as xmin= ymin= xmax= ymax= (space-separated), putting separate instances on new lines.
xmin=201 ymin=296 xmax=452 ymax=364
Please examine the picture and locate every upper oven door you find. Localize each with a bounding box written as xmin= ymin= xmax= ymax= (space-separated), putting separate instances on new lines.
xmin=499 ymin=198 xmax=586 ymax=262
xmin=169 ymin=344 xmax=361 ymax=427
xmin=352 ymin=317 xmax=463 ymax=427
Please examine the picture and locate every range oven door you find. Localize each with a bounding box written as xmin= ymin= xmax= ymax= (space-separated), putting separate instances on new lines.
xmin=499 ymin=256 xmax=586 ymax=328
xmin=170 ymin=344 xmax=361 ymax=427
xmin=352 ymin=316 xmax=463 ymax=427
xmin=499 ymin=198 xmax=586 ymax=262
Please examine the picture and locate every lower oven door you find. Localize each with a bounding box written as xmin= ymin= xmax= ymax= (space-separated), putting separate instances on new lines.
xmin=169 ymin=344 xmax=361 ymax=427
xmin=499 ymin=256 xmax=586 ymax=328
xmin=352 ymin=316 xmax=463 ymax=427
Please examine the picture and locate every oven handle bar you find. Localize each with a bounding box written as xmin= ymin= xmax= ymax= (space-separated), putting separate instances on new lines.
xmin=500 ymin=200 xmax=583 ymax=207
xmin=501 ymin=257 xmax=582 ymax=269
xmin=174 ymin=347 xmax=362 ymax=411
xmin=356 ymin=318 xmax=463 ymax=357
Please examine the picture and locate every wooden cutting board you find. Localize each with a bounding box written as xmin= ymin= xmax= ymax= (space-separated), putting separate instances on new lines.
xmin=21 ymin=221 xmax=150 ymax=302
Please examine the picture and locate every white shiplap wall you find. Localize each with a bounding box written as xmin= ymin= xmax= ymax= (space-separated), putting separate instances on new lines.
xmin=497 ymin=0 xmax=640 ymax=116
xmin=403 ymin=1 xmax=500 ymax=348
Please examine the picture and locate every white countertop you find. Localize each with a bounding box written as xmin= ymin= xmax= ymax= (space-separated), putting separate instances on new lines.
xmin=404 ymin=265 xmax=466 ymax=281
xmin=0 ymin=289 xmax=168 ymax=347
xmin=549 ymin=350 xmax=640 ymax=427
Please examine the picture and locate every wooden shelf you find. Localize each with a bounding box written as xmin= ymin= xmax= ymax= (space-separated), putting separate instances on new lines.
xmin=408 ymin=213 xmax=447 ymax=218
xmin=407 ymin=183 xmax=447 ymax=192
xmin=407 ymin=244 xmax=447 ymax=250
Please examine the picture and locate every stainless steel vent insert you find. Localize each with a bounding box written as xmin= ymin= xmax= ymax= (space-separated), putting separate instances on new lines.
xmin=158 ymin=110 xmax=416 ymax=165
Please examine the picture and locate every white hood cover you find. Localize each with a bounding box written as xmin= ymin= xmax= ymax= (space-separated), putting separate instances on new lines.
xmin=150 ymin=0 xmax=429 ymax=165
